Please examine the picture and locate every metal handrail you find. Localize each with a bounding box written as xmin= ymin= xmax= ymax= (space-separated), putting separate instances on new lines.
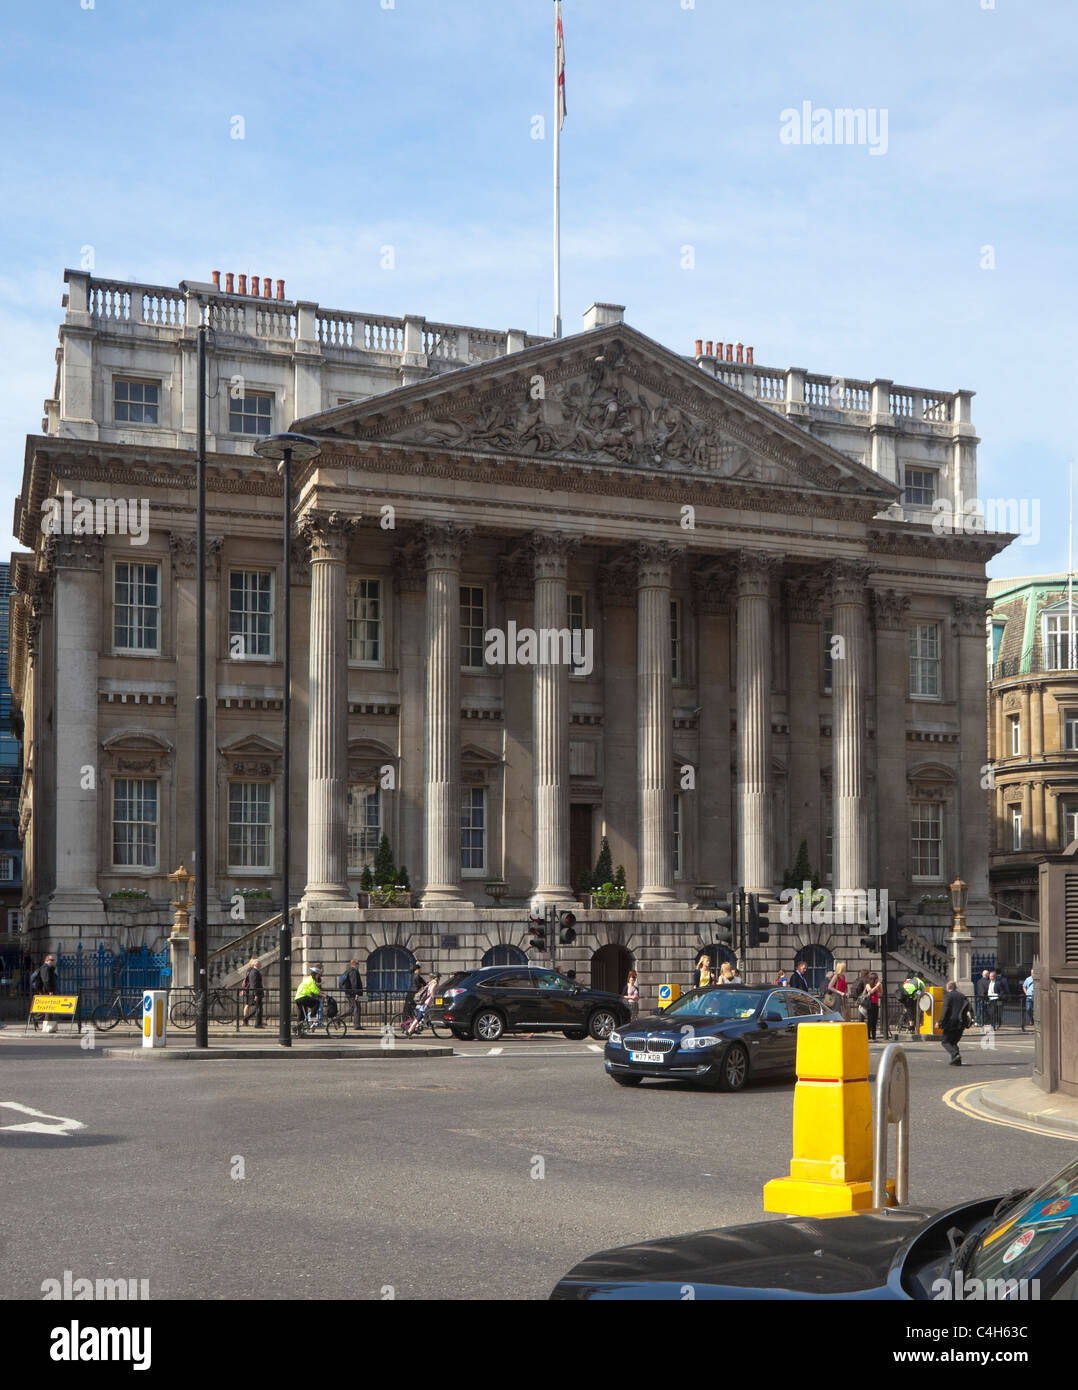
xmin=872 ymin=1043 xmax=910 ymax=1208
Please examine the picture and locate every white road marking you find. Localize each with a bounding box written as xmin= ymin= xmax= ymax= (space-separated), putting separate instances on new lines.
xmin=0 ymin=1101 xmax=85 ymax=1137
xmin=487 ymin=1046 xmax=503 ymax=1055
xmin=587 ymin=1044 xmax=603 ymax=1053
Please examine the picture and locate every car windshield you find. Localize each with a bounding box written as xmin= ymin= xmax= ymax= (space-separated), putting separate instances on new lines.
xmin=969 ymin=1157 xmax=1078 ymax=1285
xmin=659 ymin=988 xmax=765 ymax=1021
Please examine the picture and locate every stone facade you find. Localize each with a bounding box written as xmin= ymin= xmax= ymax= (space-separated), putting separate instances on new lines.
xmin=9 ymin=270 xmax=1008 ymax=998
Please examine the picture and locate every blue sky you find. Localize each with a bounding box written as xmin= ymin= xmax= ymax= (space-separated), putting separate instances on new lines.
xmin=1 ymin=0 xmax=1074 ymax=577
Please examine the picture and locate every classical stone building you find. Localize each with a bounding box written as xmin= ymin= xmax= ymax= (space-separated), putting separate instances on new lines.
xmin=8 ymin=269 xmax=1006 ymax=997
xmin=987 ymin=573 xmax=1078 ymax=970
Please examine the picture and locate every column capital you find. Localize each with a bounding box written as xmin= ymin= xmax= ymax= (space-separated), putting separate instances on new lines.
xmin=289 ymin=537 xmax=312 ymax=588
xmin=735 ymin=549 xmax=782 ymax=598
xmin=784 ymin=573 xmax=828 ymax=624
xmin=953 ymin=595 xmax=991 ymax=636
xmin=872 ymin=587 xmax=911 ymax=630
xmin=392 ymin=538 xmax=428 ymax=594
xmin=421 ymin=520 xmax=474 ymax=569
xmin=599 ymin=553 xmax=637 ymax=609
xmin=46 ymin=534 xmax=104 ymax=572
xmin=497 ymin=546 xmax=533 ymax=602
xmin=828 ymin=560 xmax=873 ymax=607
xmin=168 ymin=531 xmax=223 ymax=579
xmin=635 ymin=540 xmax=683 ymax=588
xmin=298 ymin=511 xmax=359 ymax=563
xmin=692 ymin=561 xmax=735 ymax=616
xmin=528 ymin=530 xmax=579 ymax=580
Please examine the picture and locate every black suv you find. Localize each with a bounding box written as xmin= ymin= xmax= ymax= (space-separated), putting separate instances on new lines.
xmin=428 ymin=966 xmax=629 ymax=1043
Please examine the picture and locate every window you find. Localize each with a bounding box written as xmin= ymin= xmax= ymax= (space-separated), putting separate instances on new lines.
xmin=911 ymin=802 xmax=942 ymax=878
xmin=1065 ymin=713 xmax=1078 ymax=751
xmin=114 ymin=563 xmax=160 ymax=652
xmin=229 ymin=570 xmax=273 ymax=659
xmin=460 ymin=586 xmax=485 ymax=669
xmin=763 ymin=992 xmax=790 ymax=1019
xmin=909 ymin=622 xmax=941 ymax=697
xmin=904 ymin=468 xmax=936 ymax=507
xmin=1044 ymin=612 xmax=1077 ymax=671
xmin=672 ymin=793 xmax=682 ymax=877
xmin=228 ymin=783 xmax=272 ymax=869
xmin=823 ymin=616 xmax=834 ymax=692
xmin=461 ymin=786 xmax=486 ymax=873
xmin=366 ymin=944 xmax=416 ymax=994
xmin=793 ymin=945 xmax=833 ymax=994
xmin=347 ymin=579 xmax=383 ymax=665
xmin=0 ymin=856 xmax=13 ymax=881
xmin=481 ymin=945 xmax=527 ymax=968
xmin=113 ymin=779 xmax=158 ymax=868
xmin=489 ymin=970 xmax=531 ymax=989
xmin=1010 ymin=717 xmax=1021 ymax=757
xmin=228 ymin=391 xmax=272 ymax=435
xmin=114 ymin=379 xmax=159 ymax=425
xmin=568 ymin=592 xmax=587 ymax=675
xmin=1061 ymin=803 xmax=1078 ymax=848
xmin=1011 ymin=805 xmax=1023 ymax=852
xmin=534 ymin=969 xmax=573 ymax=991
xmin=670 ymin=600 xmax=681 ymax=681
xmin=790 ymin=994 xmax=823 ymax=1017
xmin=347 ymin=783 xmax=381 ymax=871
xmin=824 ymin=823 xmax=833 ymax=882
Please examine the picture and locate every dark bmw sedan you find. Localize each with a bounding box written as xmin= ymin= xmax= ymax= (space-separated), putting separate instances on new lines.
xmin=552 ymin=1157 xmax=1078 ymax=1300
xmin=428 ymin=965 xmax=630 ymax=1042
xmin=604 ymin=984 xmax=841 ymax=1090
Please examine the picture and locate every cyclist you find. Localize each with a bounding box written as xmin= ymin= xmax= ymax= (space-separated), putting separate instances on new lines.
xmin=294 ymin=965 xmax=324 ymax=1027
xmin=404 ymin=974 xmax=439 ymax=1036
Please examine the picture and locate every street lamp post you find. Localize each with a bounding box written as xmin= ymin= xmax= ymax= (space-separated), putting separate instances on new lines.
xmin=948 ymin=875 xmax=973 ymax=997
xmin=253 ymin=433 xmax=321 ymax=1047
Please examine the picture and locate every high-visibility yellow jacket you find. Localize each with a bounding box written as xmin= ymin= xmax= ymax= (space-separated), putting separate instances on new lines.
xmin=902 ymin=977 xmax=924 ymax=996
xmin=295 ymin=975 xmax=321 ymax=1001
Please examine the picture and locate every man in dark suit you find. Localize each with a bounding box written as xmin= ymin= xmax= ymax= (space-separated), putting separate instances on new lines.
xmin=787 ymin=960 xmax=811 ymax=991
xmin=986 ymin=970 xmax=1006 ymax=1029
xmin=939 ymin=981 xmax=973 ymax=1065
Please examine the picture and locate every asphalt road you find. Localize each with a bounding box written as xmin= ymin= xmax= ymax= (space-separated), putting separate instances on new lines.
xmin=1 ymin=1030 xmax=1070 ymax=1301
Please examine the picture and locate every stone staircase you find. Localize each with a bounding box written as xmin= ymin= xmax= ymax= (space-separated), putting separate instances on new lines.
xmin=208 ymin=913 xmax=284 ymax=986
xmin=889 ymin=925 xmax=950 ymax=986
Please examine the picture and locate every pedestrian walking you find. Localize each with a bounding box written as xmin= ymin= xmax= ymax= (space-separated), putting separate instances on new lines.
xmin=823 ymin=960 xmax=849 ymax=1018
xmin=986 ymin=970 xmax=1006 ymax=1029
xmin=30 ymin=952 xmax=59 ymax=1033
xmin=339 ymin=958 xmax=365 ymax=1030
xmin=1022 ymin=968 xmax=1035 ymax=1030
xmin=787 ymin=960 xmax=811 ymax=991
xmin=718 ymin=961 xmax=741 ymax=985
xmin=975 ymin=969 xmax=990 ymax=1025
xmin=241 ymin=957 xmax=264 ymax=1028
xmin=858 ymin=972 xmax=881 ymax=1040
xmin=624 ymin=969 xmax=639 ymax=1020
xmin=692 ymin=955 xmax=715 ymax=988
xmin=939 ymin=981 xmax=974 ymax=1066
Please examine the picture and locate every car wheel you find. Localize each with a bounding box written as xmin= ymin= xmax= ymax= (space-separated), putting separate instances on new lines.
xmin=563 ymin=1029 xmax=586 ymax=1040
xmin=474 ymin=1010 xmax=505 ymax=1042
xmin=449 ymin=1027 xmax=472 ymax=1041
xmin=588 ymin=1009 xmax=618 ymax=1041
xmin=612 ymin=1074 xmax=644 ymax=1087
xmin=716 ymin=1043 xmax=749 ymax=1092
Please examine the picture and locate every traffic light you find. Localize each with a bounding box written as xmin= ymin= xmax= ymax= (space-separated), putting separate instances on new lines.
xmin=527 ymin=922 xmax=547 ymax=953
xmin=747 ymin=894 xmax=770 ymax=947
xmin=557 ymin=910 xmax=577 ymax=946
xmin=885 ymin=899 xmax=904 ymax=954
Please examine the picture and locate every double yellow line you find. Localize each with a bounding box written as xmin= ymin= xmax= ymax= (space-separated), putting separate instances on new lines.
xmin=944 ymin=1082 xmax=1078 ymax=1141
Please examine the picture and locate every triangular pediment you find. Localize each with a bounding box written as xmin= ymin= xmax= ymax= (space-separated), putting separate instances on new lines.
xmin=295 ymin=324 xmax=899 ymax=502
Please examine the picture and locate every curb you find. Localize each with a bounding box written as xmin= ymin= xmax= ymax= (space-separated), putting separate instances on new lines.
xmin=99 ymin=1045 xmax=454 ymax=1060
xmin=974 ymin=1081 xmax=1078 ymax=1138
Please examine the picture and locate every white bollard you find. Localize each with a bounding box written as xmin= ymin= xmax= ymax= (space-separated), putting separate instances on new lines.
xmin=142 ymin=990 xmax=167 ymax=1048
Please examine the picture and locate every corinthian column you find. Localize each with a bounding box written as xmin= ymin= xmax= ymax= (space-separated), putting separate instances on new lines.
xmin=637 ymin=542 xmax=682 ymax=906
xmin=530 ymin=533 xmax=575 ymax=902
xmin=736 ymin=550 xmax=780 ymax=894
xmin=831 ymin=561 xmax=872 ymax=900
xmin=301 ymin=513 xmax=355 ymax=903
xmin=421 ymin=522 xmax=472 ymax=905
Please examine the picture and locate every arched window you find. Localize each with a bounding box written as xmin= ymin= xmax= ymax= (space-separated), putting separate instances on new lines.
xmin=695 ymin=943 xmax=737 ymax=973
xmin=794 ymin=944 xmax=834 ymax=994
xmin=366 ymin=945 xmax=416 ymax=994
xmin=481 ymin=944 xmax=527 ymax=968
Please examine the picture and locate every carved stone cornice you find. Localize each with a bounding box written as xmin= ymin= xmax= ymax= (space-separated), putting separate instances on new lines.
xmin=46 ymin=534 xmax=103 ymax=572
xmin=634 ymin=540 xmax=684 ymax=588
xmin=693 ymin=562 xmax=735 ymax=616
xmin=289 ymin=537 xmax=312 ymax=587
xmin=872 ymin=588 xmax=911 ymax=631
xmin=598 ymin=554 xmax=636 ymax=609
xmin=420 ymin=520 xmax=474 ymax=570
xmin=528 ymin=531 xmax=579 ymax=581
xmin=829 ymin=560 xmax=873 ymax=608
xmin=953 ymin=596 xmax=992 ymax=637
xmin=735 ymin=549 xmax=782 ymax=599
xmin=498 ymin=547 xmax=533 ymax=603
xmin=298 ymin=511 xmax=359 ymax=564
xmin=168 ymin=532 xmax=223 ymax=579
xmin=392 ymin=538 xmax=427 ymax=595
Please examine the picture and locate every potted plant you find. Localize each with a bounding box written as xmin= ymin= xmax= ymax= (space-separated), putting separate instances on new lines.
xmin=574 ymin=869 xmax=593 ymax=907
xmin=106 ymin=888 xmax=151 ymax=913
xmin=592 ymin=867 xmax=630 ymax=909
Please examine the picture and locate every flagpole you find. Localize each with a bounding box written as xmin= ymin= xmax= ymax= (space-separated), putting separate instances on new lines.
xmin=553 ymin=0 xmax=563 ymax=339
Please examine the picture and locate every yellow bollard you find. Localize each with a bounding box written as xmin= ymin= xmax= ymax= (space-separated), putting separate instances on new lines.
xmin=763 ymin=1021 xmax=892 ymax=1215
xmin=918 ymin=985 xmax=943 ymax=1037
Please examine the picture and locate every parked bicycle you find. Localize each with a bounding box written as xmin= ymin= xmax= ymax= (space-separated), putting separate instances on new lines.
xmin=88 ymin=991 xmax=145 ymax=1031
xmin=168 ymin=988 xmax=237 ymax=1029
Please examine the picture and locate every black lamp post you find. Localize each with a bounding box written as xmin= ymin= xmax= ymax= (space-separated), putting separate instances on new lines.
xmin=253 ymin=432 xmax=321 ymax=1047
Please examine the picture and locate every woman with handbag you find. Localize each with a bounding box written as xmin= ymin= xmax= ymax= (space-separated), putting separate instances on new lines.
xmin=858 ymin=972 xmax=880 ymax=1039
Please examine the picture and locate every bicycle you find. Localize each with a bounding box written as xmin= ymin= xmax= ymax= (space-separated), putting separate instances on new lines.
xmin=391 ymin=1000 xmax=449 ymax=1039
xmin=89 ymin=991 xmax=145 ymax=1031
xmin=294 ymin=1005 xmax=348 ymax=1040
xmin=168 ymin=988 xmax=237 ymax=1029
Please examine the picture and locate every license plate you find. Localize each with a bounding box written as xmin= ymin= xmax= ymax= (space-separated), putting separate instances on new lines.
xmin=435 ymin=998 xmax=443 ymax=1006
xmin=630 ymin=1051 xmax=665 ymax=1063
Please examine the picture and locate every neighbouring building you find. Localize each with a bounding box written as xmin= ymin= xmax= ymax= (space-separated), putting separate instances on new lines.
xmin=8 ymin=268 xmax=1007 ymax=999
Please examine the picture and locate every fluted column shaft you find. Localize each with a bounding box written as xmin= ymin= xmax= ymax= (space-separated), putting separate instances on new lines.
xmin=303 ymin=515 xmax=352 ymax=901
xmin=421 ymin=524 xmax=470 ymax=904
xmin=637 ymin=543 xmax=680 ymax=905
xmin=833 ymin=563 xmax=871 ymax=897
xmin=531 ymin=535 xmax=573 ymax=900
xmin=736 ymin=552 xmax=777 ymax=894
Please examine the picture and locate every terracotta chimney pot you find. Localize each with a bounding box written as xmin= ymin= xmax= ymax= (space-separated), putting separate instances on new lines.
xmin=225 ymin=273 xmax=234 ymax=293
xmin=276 ymin=279 xmax=285 ymax=300
xmin=211 ymin=271 xmax=221 ymax=289
xmin=237 ymin=274 xmax=247 ymax=295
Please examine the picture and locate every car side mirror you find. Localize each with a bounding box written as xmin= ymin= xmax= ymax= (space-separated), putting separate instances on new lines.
xmin=764 ymin=1011 xmax=783 ymax=1024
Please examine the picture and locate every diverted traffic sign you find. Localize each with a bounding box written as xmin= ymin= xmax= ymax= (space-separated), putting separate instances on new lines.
xmin=30 ymin=995 xmax=78 ymax=1016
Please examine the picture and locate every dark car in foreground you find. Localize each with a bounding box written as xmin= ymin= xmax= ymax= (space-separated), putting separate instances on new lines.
xmin=552 ymin=1157 xmax=1078 ymax=1300
xmin=604 ymin=984 xmax=842 ymax=1091
xmin=427 ymin=965 xmax=629 ymax=1042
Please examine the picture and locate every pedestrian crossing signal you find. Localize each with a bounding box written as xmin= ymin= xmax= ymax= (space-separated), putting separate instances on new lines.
xmin=558 ymin=910 xmax=577 ymax=946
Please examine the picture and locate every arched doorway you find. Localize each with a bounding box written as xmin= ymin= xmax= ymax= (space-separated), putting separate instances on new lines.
xmin=481 ymin=944 xmax=527 ymax=968
xmin=591 ymin=943 xmax=633 ymax=996
xmin=695 ymin=942 xmax=737 ymax=976
xmin=794 ymin=944 xmax=833 ymax=993
xmin=366 ymin=945 xmax=416 ymax=994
